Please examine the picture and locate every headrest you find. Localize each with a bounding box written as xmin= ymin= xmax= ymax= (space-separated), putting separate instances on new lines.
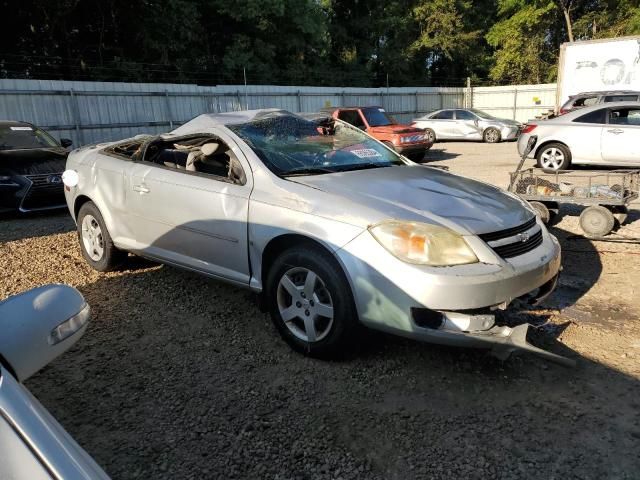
xmin=201 ymin=143 xmax=219 ymax=156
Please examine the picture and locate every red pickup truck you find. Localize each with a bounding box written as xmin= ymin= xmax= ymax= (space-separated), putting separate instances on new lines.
xmin=321 ymin=106 xmax=432 ymax=161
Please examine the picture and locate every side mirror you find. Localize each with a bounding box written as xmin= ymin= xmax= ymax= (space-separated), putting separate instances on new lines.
xmin=524 ymin=135 xmax=538 ymax=156
xmin=474 ymin=119 xmax=479 ymax=127
xmin=0 ymin=285 xmax=89 ymax=381
xmin=60 ymin=138 xmax=73 ymax=148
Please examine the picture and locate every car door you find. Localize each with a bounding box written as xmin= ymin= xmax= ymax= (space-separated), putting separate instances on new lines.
xmin=453 ymin=110 xmax=482 ymax=139
xmin=601 ymin=106 xmax=640 ymax=164
xmin=567 ymin=107 xmax=607 ymax=163
xmin=126 ymin=130 xmax=253 ymax=285
xmin=427 ymin=110 xmax=456 ymax=138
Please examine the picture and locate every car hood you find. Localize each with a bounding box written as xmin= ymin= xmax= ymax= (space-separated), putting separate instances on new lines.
xmin=0 ymin=148 xmax=68 ymax=175
xmin=369 ymin=124 xmax=423 ymax=134
xmin=294 ymin=165 xmax=533 ymax=235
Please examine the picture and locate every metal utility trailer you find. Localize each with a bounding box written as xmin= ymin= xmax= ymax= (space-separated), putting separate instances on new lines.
xmin=509 ymin=137 xmax=640 ymax=237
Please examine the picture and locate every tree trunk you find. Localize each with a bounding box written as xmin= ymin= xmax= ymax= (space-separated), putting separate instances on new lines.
xmin=560 ymin=2 xmax=574 ymax=42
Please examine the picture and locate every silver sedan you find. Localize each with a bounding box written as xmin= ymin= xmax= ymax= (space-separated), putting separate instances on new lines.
xmin=64 ymin=110 xmax=561 ymax=359
xmin=518 ymin=101 xmax=640 ymax=170
xmin=412 ymin=108 xmax=522 ymax=143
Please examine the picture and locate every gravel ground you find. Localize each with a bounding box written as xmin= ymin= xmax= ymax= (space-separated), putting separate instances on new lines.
xmin=2 ymin=142 xmax=640 ymax=479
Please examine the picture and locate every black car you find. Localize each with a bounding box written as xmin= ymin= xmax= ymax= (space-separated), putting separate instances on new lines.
xmin=0 ymin=121 xmax=72 ymax=213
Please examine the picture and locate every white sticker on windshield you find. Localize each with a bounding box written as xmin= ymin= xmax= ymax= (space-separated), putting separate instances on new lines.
xmin=10 ymin=126 xmax=33 ymax=131
xmin=378 ymin=108 xmax=386 ymax=112
xmin=351 ymin=148 xmax=382 ymax=158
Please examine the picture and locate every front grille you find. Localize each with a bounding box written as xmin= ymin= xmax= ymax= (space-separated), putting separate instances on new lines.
xmin=478 ymin=216 xmax=536 ymax=242
xmin=479 ymin=216 xmax=542 ymax=259
xmin=21 ymin=173 xmax=65 ymax=211
xmin=491 ymin=229 xmax=543 ymax=258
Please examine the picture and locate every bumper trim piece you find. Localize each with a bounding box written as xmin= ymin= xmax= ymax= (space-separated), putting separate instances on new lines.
xmin=488 ymin=323 xmax=576 ymax=367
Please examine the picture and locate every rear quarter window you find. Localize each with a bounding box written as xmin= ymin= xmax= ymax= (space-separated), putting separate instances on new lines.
xmin=431 ymin=110 xmax=454 ymax=120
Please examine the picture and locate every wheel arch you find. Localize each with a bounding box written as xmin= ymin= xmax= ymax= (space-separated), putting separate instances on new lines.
xmin=73 ymin=194 xmax=93 ymax=221
xmin=73 ymin=194 xmax=119 ymax=246
xmin=257 ymin=233 xmax=356 ymax=310
xmin=533 ymin=139 xmax=570 ymax=159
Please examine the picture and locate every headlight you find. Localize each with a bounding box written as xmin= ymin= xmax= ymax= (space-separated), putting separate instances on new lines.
xmin=0 ymin=175 xmax=19 ymax=187
xmin=369 ymin=221 xmax=478 ymax=266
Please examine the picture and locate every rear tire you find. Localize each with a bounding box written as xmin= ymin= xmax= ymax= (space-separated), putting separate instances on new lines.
xmin=77 ymin=202 xmax=126 ymax=272
xmin=579 ymin=205 xmax=615 ymax=237
xmin=266 ymin=244 xmax=359 ymax=359
xmin=536 ymin=143 xmax=571 ymax=171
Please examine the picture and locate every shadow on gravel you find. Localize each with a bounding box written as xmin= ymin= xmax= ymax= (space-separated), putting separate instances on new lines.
xmin=421 ymin=148 xmax=460 ymax=163
xmin=25 ymin=226 xmax=640 ymax=480
xmin=0 ymin=210 xmax=74 ymax=243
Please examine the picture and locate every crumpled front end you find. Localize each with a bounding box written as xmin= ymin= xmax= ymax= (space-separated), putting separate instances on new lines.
xmin=336 ymin=216 xmax=567 ymax=363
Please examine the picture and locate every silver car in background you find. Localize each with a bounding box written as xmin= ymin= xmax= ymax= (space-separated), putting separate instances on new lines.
xmin=412 ymin=108 xmax=522 ymax=143
xmin=0 ymin=285 xmax=109 ymax=480
xmin=64 ymin=110 xmax=560 ymax=360
xmin=518 ymin=101 xmax=640 ymax=170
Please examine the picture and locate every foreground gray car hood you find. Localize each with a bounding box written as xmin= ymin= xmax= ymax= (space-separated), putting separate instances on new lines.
xmin=294 ymin=165 xmax=532 ymax=235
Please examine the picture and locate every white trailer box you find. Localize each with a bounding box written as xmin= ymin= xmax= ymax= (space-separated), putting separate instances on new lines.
xmin=556 ymin=35 xmax=640 ymax=110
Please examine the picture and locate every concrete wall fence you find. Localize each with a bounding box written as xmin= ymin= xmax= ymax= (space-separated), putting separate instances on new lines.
xmin=0 ymin=79 xmax=556 ymax=146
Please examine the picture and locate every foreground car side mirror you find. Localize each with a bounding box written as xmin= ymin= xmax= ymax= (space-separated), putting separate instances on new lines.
xmin=60 ymin=138 xmax=73 ymax=148
xmin=0 ymin=285 xmax=89 ymax=382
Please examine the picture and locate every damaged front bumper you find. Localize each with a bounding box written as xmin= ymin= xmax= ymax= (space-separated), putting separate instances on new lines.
xmin=337 ymin=224 xmax=571 ymax=365
xmin=406 ymin=274 xmax=575 ymax=366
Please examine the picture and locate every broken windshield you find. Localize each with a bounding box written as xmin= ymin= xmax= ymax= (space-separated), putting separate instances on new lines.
xmin=228 ymin=113 xmax=405 ymax=176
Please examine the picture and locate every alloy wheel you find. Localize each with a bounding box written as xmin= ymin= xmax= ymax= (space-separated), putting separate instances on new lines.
xmin=81 ymin=214 xmax=105 ymax=261
xmin=540 ymin=147 xmax=565 ymax=169
xmin=485 ymin=129 xmax=500 ymax=143
xmin=276 ymin=267 xmax=334 ymax=342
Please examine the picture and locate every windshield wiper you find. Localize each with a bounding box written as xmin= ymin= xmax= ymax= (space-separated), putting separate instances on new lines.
xmin=281 ymin=166 xmax=337 ymax=177
xmin=335 ymin=162 xmax=393 ymax=172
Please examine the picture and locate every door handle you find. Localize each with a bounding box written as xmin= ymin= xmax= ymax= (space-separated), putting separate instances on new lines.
xmin=133 ymin=184 xmax=150 ymax=194
xmin=607 ymin=128 xmax=624 ymax=134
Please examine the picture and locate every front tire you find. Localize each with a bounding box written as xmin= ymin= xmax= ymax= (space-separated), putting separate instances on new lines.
xmin=407 ymin=150 xmax=426 ymax=162
xmin=77 ymin=202 xmax=126 ymax=272
xmin=266 ymin=244 xmax=359 ymax=359
xmin=383 ymin=141 xmax=396 ymax=152
xmin=536 ymin=143 xmax=572 ymax=171
xmin=483 ymin=127 xmax=501 ymax=143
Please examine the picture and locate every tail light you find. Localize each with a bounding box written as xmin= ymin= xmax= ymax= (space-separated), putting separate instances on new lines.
xmin=522 ymin=124 xmax=537 ymax=134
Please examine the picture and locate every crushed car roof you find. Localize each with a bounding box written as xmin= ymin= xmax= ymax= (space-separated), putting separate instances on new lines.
xmin=170 ymin=109 xmax=291 ymax=135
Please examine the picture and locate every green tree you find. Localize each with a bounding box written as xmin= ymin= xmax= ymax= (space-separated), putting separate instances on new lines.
xmin=486 ymin=0 xmax=562 ymax=83
xmin=409 ymin=0 xmax=495 ymax=83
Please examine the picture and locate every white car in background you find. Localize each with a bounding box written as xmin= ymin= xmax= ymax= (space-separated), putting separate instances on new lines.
xmin=412 ymin=108 xmax=522 ymax=143
xmin=518 ymin=101 xmax=640 ymax=170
